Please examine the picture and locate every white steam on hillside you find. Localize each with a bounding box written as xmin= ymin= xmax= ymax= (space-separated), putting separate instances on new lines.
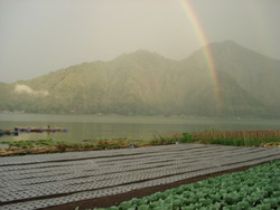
xmin=14 ymin=84 xmax=49 ymax=97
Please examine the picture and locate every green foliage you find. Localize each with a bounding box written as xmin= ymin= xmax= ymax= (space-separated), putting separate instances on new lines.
xmin=180 ymin=133 xmax=194 ymax=143
xmin=197 ymin=130 xmax=280 ymax=146
xmin=159 ymin=130 xmax=280 ymax=147
xmin=1 ymin=41 xmax=280 ymax=117
xmin=0 ymin=138 xmax=140 ymax=156
xmin=2 ymin=138 xmax=56 ymax=149
xmin=2 ymin=129 xmax=280 ymax=156
xmin=90 ymin=160 xmax=280 ymax=210
xmin=150 ymin=135 xmax=177 ymax=145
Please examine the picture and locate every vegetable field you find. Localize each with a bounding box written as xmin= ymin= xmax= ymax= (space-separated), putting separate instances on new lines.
xmin=1 ymin=144 xmax=279 ymax=210
xmin=94 ymin=160 xmax=280 ymax=210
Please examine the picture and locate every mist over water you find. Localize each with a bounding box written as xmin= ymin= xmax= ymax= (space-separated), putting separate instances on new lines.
xmin=1 ymin=113 xmax=280 ymax=142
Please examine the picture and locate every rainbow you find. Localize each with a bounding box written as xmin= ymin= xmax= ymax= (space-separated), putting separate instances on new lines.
xmin=179 ymin=0 xmax=223 ymax=110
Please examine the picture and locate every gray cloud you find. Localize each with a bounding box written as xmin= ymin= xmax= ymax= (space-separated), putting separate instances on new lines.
xmin=0 ymin=0 xmax=280 ymax=82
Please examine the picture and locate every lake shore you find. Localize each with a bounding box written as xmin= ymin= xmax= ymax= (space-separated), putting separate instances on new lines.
xmin=1 ymin=130 xmax=280 ymax=156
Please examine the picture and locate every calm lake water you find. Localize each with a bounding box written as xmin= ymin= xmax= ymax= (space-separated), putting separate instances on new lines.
xmin=0 ymin=113 xmax=280 ymax=142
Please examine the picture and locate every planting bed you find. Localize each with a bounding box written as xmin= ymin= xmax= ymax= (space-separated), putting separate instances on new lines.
xmin=93 ymin=160 xmax=280 ymax=210
xmin=0 ymin=144 xmax=279 ymax=210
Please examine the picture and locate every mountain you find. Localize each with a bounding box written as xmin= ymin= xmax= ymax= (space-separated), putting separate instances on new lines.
xmin=1 ymin=41 xmax=279 ymax=117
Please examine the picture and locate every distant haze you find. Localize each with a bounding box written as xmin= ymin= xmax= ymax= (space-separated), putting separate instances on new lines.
xmin=1 ymin=0 xmax=280 ymax=82
xmin=1 ymin=41 xmax=280 ymax=117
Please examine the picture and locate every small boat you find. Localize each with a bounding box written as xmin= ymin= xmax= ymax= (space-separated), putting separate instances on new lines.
xmin=14 ymin=127 xmax=67 ymax=133
xmin=0 ymin=129 xmax=19 ymax=137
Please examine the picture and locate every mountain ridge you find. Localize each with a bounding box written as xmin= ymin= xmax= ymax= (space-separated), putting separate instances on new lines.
xmin=1 ymin=40 xmax=279 ymax=117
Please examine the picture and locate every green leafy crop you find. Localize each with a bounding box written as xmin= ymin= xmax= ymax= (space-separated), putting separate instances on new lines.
xmin=90 ymin=160 xmax=280 ymax=210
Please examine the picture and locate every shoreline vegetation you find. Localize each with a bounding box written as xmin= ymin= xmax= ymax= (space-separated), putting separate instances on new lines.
xmin=0 ymin=130 xmax=280 ymax=156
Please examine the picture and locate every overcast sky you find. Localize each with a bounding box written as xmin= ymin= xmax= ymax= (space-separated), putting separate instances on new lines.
xmin=1 ymin=0 xmax=280 ymax=82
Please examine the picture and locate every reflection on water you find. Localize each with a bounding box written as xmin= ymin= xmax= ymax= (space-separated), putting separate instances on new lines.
xmin=0 ymin=113 xmax=279 ymax=143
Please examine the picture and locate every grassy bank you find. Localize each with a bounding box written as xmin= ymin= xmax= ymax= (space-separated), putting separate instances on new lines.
xmin=0 ymin=130 xmax=279 ymax=156
xmin=176 ymin=130 xmax=280 ymax=147
xmin=0 ymin=138 xmax=146 ymax=156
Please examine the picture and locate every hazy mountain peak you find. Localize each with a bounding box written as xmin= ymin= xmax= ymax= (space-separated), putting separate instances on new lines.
xmin=130 ymin=49 xmax=159 ymax=56
xmin=1 ymin=41 xmax=279 ymax=117
xmin=208 ymin=40 xmax=280 ymax=62
xmin=115 ymin=49 xmax=173 ymax=62
xmin=219 ymin=40 xmax=240 ymax=46
xmin=205 ymin=40 xmax=245 ymax=53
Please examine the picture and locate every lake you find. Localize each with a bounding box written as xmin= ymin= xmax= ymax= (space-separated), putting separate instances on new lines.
xmin=0 ymin=113 xmax=280 ymax=143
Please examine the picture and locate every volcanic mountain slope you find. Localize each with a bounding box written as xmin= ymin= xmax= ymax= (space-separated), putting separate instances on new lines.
xmin=1 ymin=41 xmax=279 ymax=117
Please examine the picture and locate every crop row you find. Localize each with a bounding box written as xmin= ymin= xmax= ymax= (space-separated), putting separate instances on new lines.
xmin=84 ymin=160 xmax=280 ymax=210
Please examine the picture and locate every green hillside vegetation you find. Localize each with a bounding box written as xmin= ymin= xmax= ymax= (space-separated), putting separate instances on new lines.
xmin=0 ymin=41 xmax=279 ymax=117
